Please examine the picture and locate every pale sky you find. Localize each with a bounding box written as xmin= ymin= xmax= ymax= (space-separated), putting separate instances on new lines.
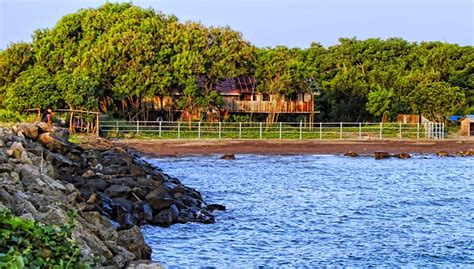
xmin=0 ymin=0 xmax=473 ymax=50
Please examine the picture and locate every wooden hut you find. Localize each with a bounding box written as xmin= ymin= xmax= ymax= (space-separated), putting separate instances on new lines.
xmin=460 ymin=115 xmax=474 ymax=136
xmin=217 ymin=77 xmax=317 ymax=114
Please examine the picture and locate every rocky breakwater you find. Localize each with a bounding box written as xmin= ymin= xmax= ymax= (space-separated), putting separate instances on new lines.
xmin=0 ymin=122 xmax=223 ymax=267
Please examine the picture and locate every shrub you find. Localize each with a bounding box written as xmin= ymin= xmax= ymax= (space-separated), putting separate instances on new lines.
xmin=0 ymin=208 xmax=90 ymax=268
xmin=0 ymin=109 xmax=24 ymax=123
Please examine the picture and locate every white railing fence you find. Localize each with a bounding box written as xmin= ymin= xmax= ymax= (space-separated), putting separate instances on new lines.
xmin=100 ymin=120 xmax=444 ymax=140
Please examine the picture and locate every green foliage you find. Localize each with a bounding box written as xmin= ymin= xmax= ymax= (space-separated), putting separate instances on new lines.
xmin=55 ymin=72 xmax=98 ymax=110
xmin=0 ymin=3 xmax=472 ymax=123
xmin=408 ymin=81 xmax=466 ymax=122
xmin=0 ymin=109 xmax=25 ymax=123
xmin=0 ymin=208 xmax=90 ymax=268
xmin=4 ymin=66 xmax=61 ymax=112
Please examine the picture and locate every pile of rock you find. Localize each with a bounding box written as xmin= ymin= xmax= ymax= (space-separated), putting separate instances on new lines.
xmin=0 ymin=122 xmax=224 ymax=267
xmin=343 ymin=151 xmax=412 ymax=160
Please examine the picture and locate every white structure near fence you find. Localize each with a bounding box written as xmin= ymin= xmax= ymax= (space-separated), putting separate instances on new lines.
xmin=100 ymin=120 xmax=445 ymax=140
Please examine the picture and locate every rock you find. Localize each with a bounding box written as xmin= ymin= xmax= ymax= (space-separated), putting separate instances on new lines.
xmin=161 ymin=182 xmax=184 ymax=195
xmin=169 ymin=204 xmax=180 ymax=221
xmin=220 ymin=154 xmax=236 ymax=160
xmin=82 ymin=211 xmax=118 ymax=242
xmin=136 ymin=177 xmax=162 ymax=188
xmin=46 ymin=152 xmax=74 ymax=167
xmin=16 ymin=123 xmax=39 ymax=140
xmin=113 ymin=198 xmax=134 ymax=214
xmin=436 ymin=151 xmax=451 ymax=157
xmin=82 ymin=178 xmax=108 ymax=192
xmin=7 ymin=142 xmax=30 ymax=162
xmin=394 ymin=152 xmax=411 ymax=159
xmin=117 ymin=213 xmax=137 ymax=229
xmin=129 ymin=164 xmax=144 ymax=177
xmin=37 ymin=132 xmax=68 ymax=154
xmin=344 ymin=151 xmax=359 ymax=157
xmin=36 ymin=122 xmax=53 ymax=133
xmin=105 ymin=185 xmax=132 ymax=198
xmin=374 ymin=151 xmax=390 ymax=160
xmin=147 ymin=197 xmax=175 ymax=211
xmin=117 ymin=226 xmax=152 ymax=259
xmin=207 ymin=204 xmax=226 ymax=211
xmin=52 ymin=127 xmax=70 ymax=144
xmin=107 ymin=244 xmax=136 ymax=268
xmin=131 ymin=187 xmax=148 ymax=200
xmin=151 ymin=209 xmax=173 ymax=227
xmin=0 ymin=189 xmax=15 ymax=208
xmin=136 ymin=202 xmax=154 ymax=222
xmin=82 ymin=169 xmax=96 ymax=178
xmin=0 ymin=163 xmax=13 ymax=173
xmin=126 ymin=260 xmax=163 ymax=269
xmin=456 ymin=150 xmax=474 ymax=157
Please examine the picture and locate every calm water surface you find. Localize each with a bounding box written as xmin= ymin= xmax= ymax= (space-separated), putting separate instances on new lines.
xmin=142 ymin=155 xmax=474 ymax=267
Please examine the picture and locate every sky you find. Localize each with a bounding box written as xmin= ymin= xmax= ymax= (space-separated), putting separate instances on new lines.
xmin=0 ymin=0 xmax=473 ymax=50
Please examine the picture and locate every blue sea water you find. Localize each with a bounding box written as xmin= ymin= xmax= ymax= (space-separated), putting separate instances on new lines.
xmin=142 ymin=155 xmax=474 ymax=267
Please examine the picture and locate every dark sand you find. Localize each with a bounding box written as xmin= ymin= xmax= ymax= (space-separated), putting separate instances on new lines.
xmin=114 ymin=139 xmax=474 ymax=157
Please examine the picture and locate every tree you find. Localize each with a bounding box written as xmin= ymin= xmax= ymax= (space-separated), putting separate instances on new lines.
xmin=408 ymin=82 xmax=466 ymax=122
xmin=4 ymin=66 xmax=61 ymax=112
xmin=55 ymin=72 xmax=98 ymax=131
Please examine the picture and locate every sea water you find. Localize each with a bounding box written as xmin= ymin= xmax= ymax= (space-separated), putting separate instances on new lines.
xmin=142 ymin=155 xmax=474 ymax=267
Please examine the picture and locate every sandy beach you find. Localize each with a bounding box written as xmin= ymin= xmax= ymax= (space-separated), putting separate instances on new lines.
xmin=115 ymin=139 xmax=474 ymax=157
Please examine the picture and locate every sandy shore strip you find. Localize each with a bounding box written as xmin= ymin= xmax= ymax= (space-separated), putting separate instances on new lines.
xmin=114 ymin=139 xmax=474 ymax=157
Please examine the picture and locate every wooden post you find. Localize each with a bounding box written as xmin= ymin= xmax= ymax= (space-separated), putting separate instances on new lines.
xmin=259 ymin=122 xmax=263 ymax=139
xmin=136 ymin=121 xmax=139 ymax=135
xmin=359 ymin=122 xmax=362 ymax=140
xmin=116 ymin=121 xmax=119 ymax=134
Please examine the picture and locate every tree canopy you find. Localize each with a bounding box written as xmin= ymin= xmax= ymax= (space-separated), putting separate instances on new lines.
xmin=0 ymin=3 xmax=472 ymax=122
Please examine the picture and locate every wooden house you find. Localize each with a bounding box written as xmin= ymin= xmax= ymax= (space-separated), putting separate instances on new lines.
xmin=151 ymin=76 xmax=319 ymax=121
xmin=217 ymin=77 xmax=318 ymax=115
xmin=460 ymin=115 xmax=474 ymax=136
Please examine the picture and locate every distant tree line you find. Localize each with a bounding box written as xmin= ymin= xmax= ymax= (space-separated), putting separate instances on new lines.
xmin=0 ymin=3 xmax=472 ymax=122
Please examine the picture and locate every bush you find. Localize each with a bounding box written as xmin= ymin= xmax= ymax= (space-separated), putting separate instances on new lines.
xmin=0 ymin=208 xmax=90 ymax=268
xmin=0 ymin=109 xmax=25 ymax=123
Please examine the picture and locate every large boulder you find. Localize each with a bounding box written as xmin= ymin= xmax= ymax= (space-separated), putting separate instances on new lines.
xmin=38 ymin=132 xmax=69 ymax=154
xmin=6 ymin=142 xmax=30 ymax=162
xmin=105 ymin=185 xmax=132 ymax=198
xmin=16 ymin=123 xmax=39 ymax=140
xmin=220 ymin=154 xmax=236 ymax=160
xmin=394 ymin=152 xmax=411 ymax=159
xmin=151 ymin=209 xmax=173 ymax=227
xmin=117 ymin=226 xmax=152 ymax=259
xmin=374 ymin=151 xmax=390 ymax=160
xmin=436 ymin=151 xmax=451 ymax=157
xmin=52 ymin=127 xmax=70 ymax=144
xmin=36 ymin=122 xmax=53 ymax=133
xmin=344 ymin=151 xmax=359 ymax=157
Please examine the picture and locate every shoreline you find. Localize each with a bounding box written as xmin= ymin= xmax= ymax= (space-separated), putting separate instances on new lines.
xmin=116 ymin=139 xmax=474 ymax=157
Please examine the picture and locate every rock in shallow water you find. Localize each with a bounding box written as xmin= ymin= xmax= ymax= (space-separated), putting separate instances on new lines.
xmin=220 ymin=154 xmax=236 ymax=160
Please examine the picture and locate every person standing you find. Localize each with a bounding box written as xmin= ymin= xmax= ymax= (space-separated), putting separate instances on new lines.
xmin=43 ymin=108 xmax=54 ymax=126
